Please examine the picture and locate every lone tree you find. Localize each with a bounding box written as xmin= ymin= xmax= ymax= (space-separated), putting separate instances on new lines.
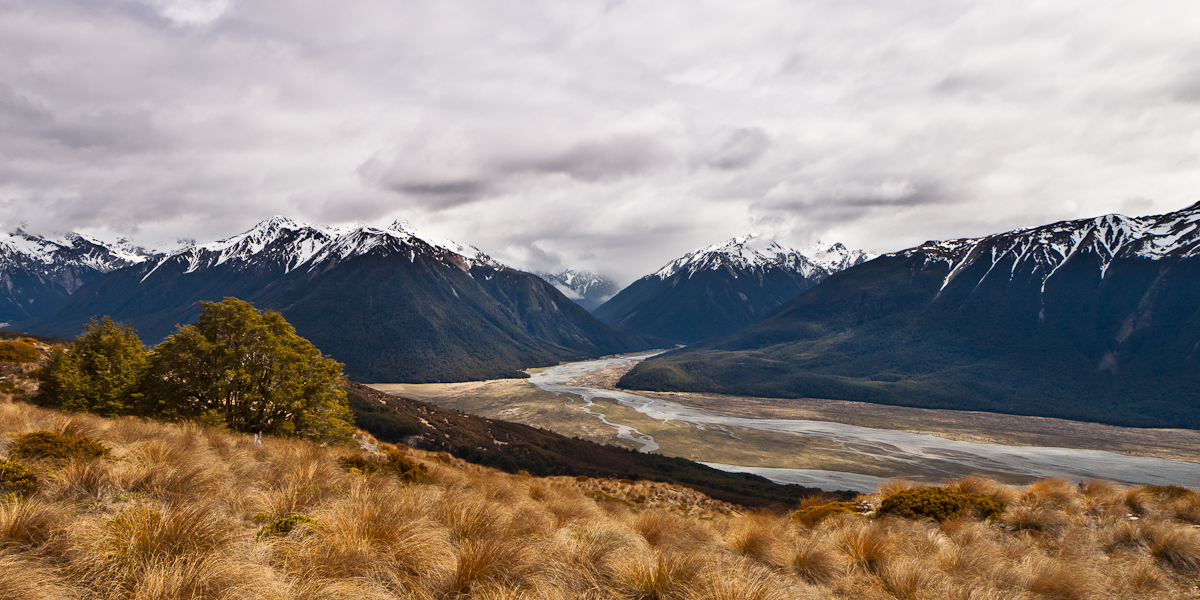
xmin=150 ymin=298 xmax=354 ymax=443
xmin=35 ymin=316 xmax=149 ymax=416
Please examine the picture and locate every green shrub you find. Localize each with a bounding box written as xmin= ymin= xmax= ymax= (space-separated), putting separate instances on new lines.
xmin=0 ymin=381 xmax=25 ymax=395
xmin=34 ymin=317 xmax=149 ymax=417
xmin=149 ymin=298 xmax=354 ymax=443
xmin=792 ymin=501 xmax=858 ymax=526
xmin=7 ymin=430 xmax=112 ymax=463
xmin=0 ymin=340 xmax=40 ymax=364
xmin=258 ymin=514 xmax=320 ymax=538
xmin=338 ymin=447 xmax=432 ymax=484
xmin=878 ymin=486 xmax=1006 ymax=522
xmin=0 ymin=458 xmax=40 ymax=500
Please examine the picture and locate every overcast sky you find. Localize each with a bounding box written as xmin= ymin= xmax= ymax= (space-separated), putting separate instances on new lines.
xmin=2 ymin=1 xmax=1199 ymax=283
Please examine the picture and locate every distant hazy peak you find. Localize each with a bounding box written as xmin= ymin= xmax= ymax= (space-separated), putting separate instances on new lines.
xmin=533 ymin=269 xmax=618 ymax=309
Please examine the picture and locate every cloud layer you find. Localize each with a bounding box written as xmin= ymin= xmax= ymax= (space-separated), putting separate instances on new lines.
xmin=2 ymin=0 xmax=1198 ymax=282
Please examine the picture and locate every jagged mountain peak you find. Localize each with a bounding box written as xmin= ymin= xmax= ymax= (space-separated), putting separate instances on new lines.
xmin=894 ymin=202 xmax=1200 ymax=291
xmin=144 ymin=216 xmax=503 ymax=280
xmin=653 ymin=234 xmax=869 ymax=281
xmin=0 ymin=228 xmax=152 ymax=270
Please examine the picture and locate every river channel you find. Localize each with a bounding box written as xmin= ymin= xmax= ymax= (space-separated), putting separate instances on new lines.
xmin=528 ymin=354 xmax=1200 ymax=492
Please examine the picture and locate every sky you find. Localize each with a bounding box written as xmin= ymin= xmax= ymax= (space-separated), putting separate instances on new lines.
xmin=2 ymin=0 xmax=1200 ymax=284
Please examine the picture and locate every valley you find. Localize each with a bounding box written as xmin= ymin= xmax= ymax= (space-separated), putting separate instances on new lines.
xmin=371 ymin=353 xmax=1200 ymax=492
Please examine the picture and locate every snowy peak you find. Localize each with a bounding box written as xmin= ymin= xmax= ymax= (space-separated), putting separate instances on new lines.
xmin=0 ymin=229 xmax=150 ymax=273
xmin=146 ymin=216 xmax=502 ymax=280
xmin=653 ymin=234 xmax=871 ymax=281
xmin=894 ymin=202 xmax=1200 ymax=290
xmin=800 ymin=241 xmax=874 ymax=273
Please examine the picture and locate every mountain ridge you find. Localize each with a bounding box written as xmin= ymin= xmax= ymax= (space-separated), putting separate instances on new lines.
xmin=594 ymin=235 xmax=871 ymax=343
xmin=618 ymin=202 xmax=1200 ymax=429
xmin=21 ymin=218 xmax=663 ymax=382
xmin=0 ymin=229 xmax=152 ymax=323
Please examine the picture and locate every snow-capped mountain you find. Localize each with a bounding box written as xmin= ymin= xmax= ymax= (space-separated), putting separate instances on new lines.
xmin=0 ymin=229 xmax=151 ymax=322
xmin=25 ymin=217 xmax=659 ymax=382
xmin=620 ymin=201 xmax=1200 ymax=430
xmin=652 ymin=235 xmax=872 ymax=282
xmin=139 ymin=216 xmax=502 ymax=282
xmin=896 ymin=202 xmax=1200 ymax=293
xmin=533 ymin=269 xmax=617 ymax=312
xmin=594 ymin=235 xmax=872 ymax=343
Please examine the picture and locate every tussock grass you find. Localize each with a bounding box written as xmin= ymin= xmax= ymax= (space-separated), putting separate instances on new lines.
xmin=2 ymin=397 xmax=1200 ymax=599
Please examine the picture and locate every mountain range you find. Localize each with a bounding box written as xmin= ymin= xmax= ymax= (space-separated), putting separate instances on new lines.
xmin=0 ymin=230 xmax=150 ymax=324
xmin=620 ymin=202 xmax=1200 ymax=429
xmin=19 ymin=217 xmax=662 ymax=382
xmin=594 ymin=235 xmax=871 ymax=343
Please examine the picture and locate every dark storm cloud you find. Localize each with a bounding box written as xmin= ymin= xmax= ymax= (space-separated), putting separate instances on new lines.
xmin=1 ymin=0 xmax=1198 ymax=283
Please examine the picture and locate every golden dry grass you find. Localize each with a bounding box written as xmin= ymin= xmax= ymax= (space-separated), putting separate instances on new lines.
xmin=1 ymin=397 xmax=1200 ymax=599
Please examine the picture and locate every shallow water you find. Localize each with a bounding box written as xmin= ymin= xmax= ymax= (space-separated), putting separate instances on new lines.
xmin=529 ymin=354 xmax=1200 ymax=491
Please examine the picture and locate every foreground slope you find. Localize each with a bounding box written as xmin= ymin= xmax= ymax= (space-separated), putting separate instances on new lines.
xmin=621 ymin=202 xmax=1200 ymax=429
xmin=23 ymin=218 xmax=660 ymax=382
xmin=595 ymin=236 xmax=871 ymax=343
xmin=3 ymin=398 xmax=1200 ymax=600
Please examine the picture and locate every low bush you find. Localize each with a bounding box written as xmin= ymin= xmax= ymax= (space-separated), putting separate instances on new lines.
xmin=0 ymin=381 xmax=25 ymax=395
xmin=7 ymin=431 xmax=112 ymax=463
xmin=0 ymin=340 xmax=40 ymax=364
xmin=792 ymin=501 xmax=858 ymax=527
xmin=258 ymin=514 xmax=320 ymax=538
xmin=338 ymin=447 xmax=433 ymax=484
xmin=0 ymin=459 xmax=41 ymax=500
xmin=878 ymin=486 xmax=1005 ymax=522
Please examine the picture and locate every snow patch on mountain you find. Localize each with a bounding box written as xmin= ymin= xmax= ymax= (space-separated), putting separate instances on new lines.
xmin=653 ymin=235 xmax=872 ymax=281
xmin=894 ymin=201 xmax=1200 ymax=290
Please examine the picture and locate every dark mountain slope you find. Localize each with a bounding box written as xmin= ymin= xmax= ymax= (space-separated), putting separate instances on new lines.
xmin=594 ymin=236 xmax=870 ymax=343
xmin=620 ymin=203 xmax=1200 ymax=429
xmin=23 ymin=218 xmax=661 ymax=382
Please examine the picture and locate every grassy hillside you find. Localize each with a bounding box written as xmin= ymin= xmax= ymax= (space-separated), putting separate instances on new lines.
xmin=3 ymin=398 xmax=1200 ymax=599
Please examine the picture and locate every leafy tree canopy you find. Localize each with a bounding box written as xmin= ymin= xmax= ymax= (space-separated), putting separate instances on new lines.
xmin=34 ymin=316 xmax=149 ymax=417
xmin=149 ymin=298 xmax=354 ymax=443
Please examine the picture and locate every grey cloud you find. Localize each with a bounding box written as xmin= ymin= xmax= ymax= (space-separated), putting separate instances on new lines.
xmin=386 ymin=179 xmax=491 ymax=209
xmin=1 ymin=0 xmax=1198 ymax=284
xmin=504 ymin=135 xmax=674 ymax=182
xmin=696 ymin=127 xmax=771 ymax=171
